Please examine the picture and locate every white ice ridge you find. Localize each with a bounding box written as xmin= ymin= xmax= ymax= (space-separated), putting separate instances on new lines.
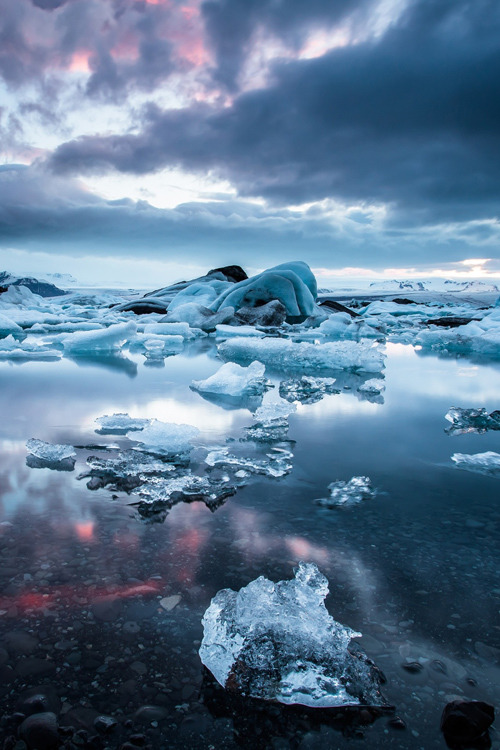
xmin=191 ymin=360 xmax=269 ymax=397
xmin=451 ymin=451 xmax=500 ymax=476
xmin=26 ymin=438 xmax=76 ymax=462
xmin=218 ymin=337 xmax=385 ymax=374
xmin=59 ymin=321 xmax=137 ymax=353
xmin=315 ymin=476 xmax=376 ymax=507
xmin=95 ymin=413 xmax=151 ymax=433
xmin=199 ymin=562 xmax=384 ymax=707
xmin=127 ymin=419 xmax=200 ymax=455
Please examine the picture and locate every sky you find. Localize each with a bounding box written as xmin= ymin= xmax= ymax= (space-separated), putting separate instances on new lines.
xmin=0 ymin=0 xmax=499 ymax=286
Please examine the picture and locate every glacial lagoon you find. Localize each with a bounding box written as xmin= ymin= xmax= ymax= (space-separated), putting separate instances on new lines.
xmin=1 ymin=335 xmax=499 ymax=749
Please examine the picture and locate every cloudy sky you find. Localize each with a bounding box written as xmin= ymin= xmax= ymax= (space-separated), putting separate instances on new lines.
xmin=1 ymin=0 xmax=499 ymax=286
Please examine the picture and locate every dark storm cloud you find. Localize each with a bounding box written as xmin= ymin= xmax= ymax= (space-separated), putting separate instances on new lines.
xmin=201 ymin=0 xmax=375 ymax=90
xmin=1 ymin=164 xmax=497 ymax=269
xmin=49 ymin=0 xmax=500 ymax=224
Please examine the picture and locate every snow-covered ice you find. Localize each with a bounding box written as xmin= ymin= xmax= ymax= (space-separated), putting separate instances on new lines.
xmin=451 ymin=451 xmax=500 ymax=476
xmin=191 ymin=361 xmax=269 ymax=397
xmin=315 ymin=477 xmax=376 ymax=507
xmin=199 ymin=562 xmax=385 ymax=707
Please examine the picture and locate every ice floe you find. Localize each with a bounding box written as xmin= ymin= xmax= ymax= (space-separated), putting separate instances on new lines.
xmin=199 ymin=562 xmax=385 ymax=707
xmin=95 ymin=413 xmax=151 ymax=434
xmin=26 ymin=439 xmax=76 ymax=470
xmin=127 ymin=420 xmax=200 ymax=457
xmin=451 ymin=451 xmax=500 ymax=476
xmin=279 ymin=376 xmax=339 ymax=404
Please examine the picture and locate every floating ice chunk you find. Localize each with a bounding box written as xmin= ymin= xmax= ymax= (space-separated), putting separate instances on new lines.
xmin=279 ymin=376 xmax=339 ymax=404
xmin=205 ymin=445 xmax=293 ymax=478
xmin=215 ymin=324 xmax=265 ymax=338
xmin=445 ymin=407 xmax=500 ymax=435
xmin=60 ymin=321 xmax=137 ymax=353
xmin=357 ymin=379 xmax=386 ymax=395
xmin=128 ymin=419 xmax=200 ymax=456
xmin=192 ymin=361 xmax=269 ymax=398
xmin=451 ymin=451 xmax=500 ymax=476
xmin=416 ymin=306 xmax=500 ymax=358
xmin=165 ymin=302 xmax=235 ymax=332
xmin=95 ymin=413 xmax=151 ymax=434
xmin=316 ymin=477 xmax=375 ymax=507
xmin=26 ymin=438 xmax=76 ymax=462
xmin=142 ymin=321 xmax=203 ymax=339
xmin=219 ymin=337 xmax=385 ymax=374
xmin=199 ymin=562 xmax=384 ymax=707
xmin=253 ymin=400 xmax=296 ymax=425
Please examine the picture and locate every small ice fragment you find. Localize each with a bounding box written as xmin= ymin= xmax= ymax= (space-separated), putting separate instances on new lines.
xmin=95 ymin=413 xmax=151 ymax=434
xmin=357 ymin=379 xmax=385 ymax=395
xmin=445 ymin=407 xmax=500 ymax=435
xmin=279 ymin=376 xmax=339 ymax=404
xmin=205 ymin=446 xmax=293 ymax=478
xmin=128 ymin=419 xmax=200 ymax=455
xmin=316 ymin=476 xmax=375 ymax=508
xmin=451 ymin=451 xmax=500 ymax=476
xmin=191 ymin=360 xmax=269 ymax=397
xmin=26 ymin=438 xmax=76 ymax=462
xmin=160 ymin=595 xmax=181 ymax=611
xmin=253 ymin=400 xmax=296 ymax=425
xmin=199 ymin=562 xmax=385 ymax=707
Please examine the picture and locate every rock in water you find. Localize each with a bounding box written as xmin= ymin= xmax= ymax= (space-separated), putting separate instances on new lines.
xmin=199 ymin=562 xmax=385 ymax=707
xmin=440 ymin=700 xmax=495 ymax=744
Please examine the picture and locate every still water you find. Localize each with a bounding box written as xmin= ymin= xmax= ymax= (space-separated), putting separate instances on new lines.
xmin=0 ymin=343 xmax=499 ymax=749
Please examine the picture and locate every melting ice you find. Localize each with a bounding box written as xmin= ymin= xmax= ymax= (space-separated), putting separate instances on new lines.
xmin=199 ymin=562 xmax=385 ymax=707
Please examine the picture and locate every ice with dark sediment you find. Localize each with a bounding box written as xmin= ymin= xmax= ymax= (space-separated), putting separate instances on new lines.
xmin=95 ymin=413 xmax=151 ymax=434
xmin=315 ymin=477 xmax=376 ymax=508
xmin=445 ymin=407 xmax=500 ymax=435
xmin=279 ymin=376 xmax=339 ymax=404
xmin=199 ymin=562 xmax=385 ymax=707
xmin=191 ymin=360 xmax=270 ymax=397
xmin=451 ymin=451 xmax=500 ymax=476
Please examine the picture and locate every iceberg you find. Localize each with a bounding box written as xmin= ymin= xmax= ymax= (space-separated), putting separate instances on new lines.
xmin=199 ymin=562 xmax=385 ymax=707
xmin=445 ymin=407 xmax=500 ymax=435
xmin=218 ymin=337 xmax=385 ymax=374
xmin=210 ymin=262 xmax=317 ymax=321
xmin=315 ymin=477 xmax=375 ymax=508
xmin=451 ymin=451 xmax=500 ymax=476
xmin=127 ymin=419 xmax=200 ymax=456
xmin=95 ymin=413 xmax=151 ymax=434
xmin=26 ymin=438 xmax=76 ymax=462
xmin=279 ymin=376 xmax=339 ymax=404
xmin=191 ymin=361 xmax=269 ymax=397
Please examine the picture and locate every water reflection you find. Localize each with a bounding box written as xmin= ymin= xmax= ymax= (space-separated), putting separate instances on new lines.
xmin=0 ymin=346 xmax=499 ymax=748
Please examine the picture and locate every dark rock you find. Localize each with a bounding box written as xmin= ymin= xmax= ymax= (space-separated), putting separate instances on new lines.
xmin=235 ymin=300 xmax=287 ymax=327
xmin=16 ymin=686 xmax=61 ymax=717
xmin=208 ymin=265 xmax=248 ymax=283
xmin=426 ymin=317 xmax=479 ymax=328
xmin=401 ymin=661 xmax=424 ymax=673
xmin=441 ymin=700 xmax=495 ymax=745
xmin=19 ymin=711 xmax=59 ymax=749
xmin=93 ymin=715 xmax=117 ymax=733
xmin=133 ymin=706 xmax=169 ymax=724
xmin=116 ymin=301 xmax=169 ymax=315
xmin=388 ymin=716 xmax=406 ymax=730
xmin=129 ymin=734 xmax=146 ymax=746
xmin=16 ymin=658 xmax=55 ymax=678
xmin=391 ymin=298 xmax=416 ymax=305
xmin=318 ymin=299 xmax=360 ymax=317
xmin=4 ymin=631 xmax=39 ymax=654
